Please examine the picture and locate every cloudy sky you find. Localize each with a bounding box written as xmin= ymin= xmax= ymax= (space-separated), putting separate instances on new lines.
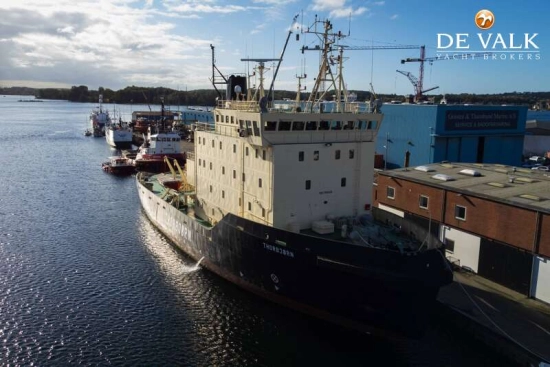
xmin=0 ymin=0 xmax=548 ymax=95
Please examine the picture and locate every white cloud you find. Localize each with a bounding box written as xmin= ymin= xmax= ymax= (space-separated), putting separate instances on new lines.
xmin=372 ymin=1 xmax=385 ymax=5
xmin=390 ymin=14 xmax=398 ymax=20
xmin=311 ymin=0 xmax=369 ymax=19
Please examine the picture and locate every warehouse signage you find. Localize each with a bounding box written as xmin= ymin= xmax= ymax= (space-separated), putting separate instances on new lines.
xmin=445 ymin=110 xmax=518 ymax=130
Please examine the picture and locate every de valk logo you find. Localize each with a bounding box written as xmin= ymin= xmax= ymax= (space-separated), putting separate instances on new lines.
xmin=436 ymin=9 xmax=541 ymax=61
xmin=475 ymin=9 xmax=495 ymax=30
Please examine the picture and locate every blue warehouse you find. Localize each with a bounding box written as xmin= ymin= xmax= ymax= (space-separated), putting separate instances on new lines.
xmin=377 ymin=104 xmax=527 ymax=169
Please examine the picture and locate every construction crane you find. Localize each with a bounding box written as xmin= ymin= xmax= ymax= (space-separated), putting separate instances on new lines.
xmin=399 ymin=45 xmax=491 ymax=101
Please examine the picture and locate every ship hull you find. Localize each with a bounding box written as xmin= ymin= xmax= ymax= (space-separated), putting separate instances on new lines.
xmin=106 ymin=129 xmax=133 ymax=149
xmin=137 ymin=177 xmax=453 ymax=338
xmin=134 ymin=154 xmax=185 ymax=173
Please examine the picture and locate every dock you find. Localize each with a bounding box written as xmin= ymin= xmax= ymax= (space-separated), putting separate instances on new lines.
xmin=437 ymin=270 xmax=550 ymax=366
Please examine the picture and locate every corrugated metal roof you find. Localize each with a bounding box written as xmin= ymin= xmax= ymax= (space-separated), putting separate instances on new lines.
xmin=381 ymin=162 xmax=550 ymax=212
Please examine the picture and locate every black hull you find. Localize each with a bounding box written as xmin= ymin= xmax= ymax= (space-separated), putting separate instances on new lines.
xmin=137 ymin=178 xmax=453 ymax=338
xmin=111 ymin=142 xmax=133 ymax=150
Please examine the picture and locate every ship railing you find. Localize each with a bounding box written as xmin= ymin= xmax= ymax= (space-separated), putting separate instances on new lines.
xmin=216 ymin=99 xmax=260 ymax=112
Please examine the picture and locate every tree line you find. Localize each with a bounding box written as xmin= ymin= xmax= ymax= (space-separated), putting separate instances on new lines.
xmin=1 ymin=85 xmax=549 ymax=107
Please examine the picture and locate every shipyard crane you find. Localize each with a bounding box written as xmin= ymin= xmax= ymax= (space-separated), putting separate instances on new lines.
xmin=399 ymin=45 xmax=491 ymax=101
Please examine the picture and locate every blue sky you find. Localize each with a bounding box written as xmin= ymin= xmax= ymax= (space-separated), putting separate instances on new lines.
xmin=0 ymin=0 xmax=547 ymax=95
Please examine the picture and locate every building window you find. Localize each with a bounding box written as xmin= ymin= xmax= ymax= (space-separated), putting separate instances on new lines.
xmin=262 ymin=150 xmax=266 ymax=160
xmin=387 ymin=186 xmax=395 ymax=199
xmin=455 ymin=205 xmax=467 ymax=221
xmin=305 ymin=180 xmax=311 ymax=190
xmin=222 ymin=166 xmax=225 ymax=175
xmin=259 ymin=178 xmax=262 ymax=188
xmin=222 ymin=190 xmax=225 ymax=199
xmin=341 ymin=177 xmax=346 ymax=187
xmin=313 ymin=151 xmax=319 ymax=161
xmin=246 ymin=147 xmax=249 ymax=156
xmin=335 ymin=150 xmax=341 ymax=160
xmin=248 ymin=202 xmax=252 ymax=211
xmin=419 ymin=195 xmax=429 ymax=209
xmin=233 ymin=144 xmax=236 ymax=153
xmin=233 ymin=170 xmax=236 ymax=179
xmin=446 ymin=239 xmax=455 ymax=253
xmin=299 ymin=151 xmax=304 ymax=161
xmin=349 ymin=149 xmax=355 ymax=159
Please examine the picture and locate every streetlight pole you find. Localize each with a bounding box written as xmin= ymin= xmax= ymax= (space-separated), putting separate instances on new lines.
xmin=384 ymin=132 xmax=389 ymax=170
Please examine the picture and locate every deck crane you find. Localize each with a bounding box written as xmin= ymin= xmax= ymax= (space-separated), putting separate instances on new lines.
xmin=398 ymin=45 xmax=491 ymax=101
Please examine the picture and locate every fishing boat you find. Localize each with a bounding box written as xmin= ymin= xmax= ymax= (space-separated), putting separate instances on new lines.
xmin=89 ymin=94 xmax=110 ymax=137
xmin=136 ymin=18 xmax=452 ymax=337
xmin=102 ymin=156 xmax=135 ymax=175
xmin=106 ymin=115 xmax=133 ymax=149
xmin=133 ymin=99 xmax=186 ymax=173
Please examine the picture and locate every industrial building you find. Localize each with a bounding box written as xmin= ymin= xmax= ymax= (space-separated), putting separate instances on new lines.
xmin=373 ymin=162 xmax=550 ymax=303
xmin=377 ymin=104 xmax=528 ymax=169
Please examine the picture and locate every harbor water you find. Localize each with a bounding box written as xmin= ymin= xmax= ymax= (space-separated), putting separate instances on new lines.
xmin=0 ymin=95 xmax=516 ymax=366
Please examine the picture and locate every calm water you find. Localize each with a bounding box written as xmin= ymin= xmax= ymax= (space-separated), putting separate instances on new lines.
xmin=0 ymin=95 xmax=515 ymax=366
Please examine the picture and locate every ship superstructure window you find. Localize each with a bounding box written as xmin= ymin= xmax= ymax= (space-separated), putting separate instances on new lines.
xmin=246 ymin=147 xmax=249 ymax=156
xmin=314 ymin=151 xmax=319 ymax=161
xmin=335 ymin=150 xmax=340 ymax=160
xmin=259 ymin=178 xmax=262 ymax=188
xmin=248 ymin=202 xmax=251 ymax=211
xmin=306 ymin=180 xmax=311 ymax=190
xmin=331 ymin=121 xmax=342 ymax=130
xmin=262 ymin=208 xmax=266 ymax=218
xmin=222 ymin=190 xmax=225 ymax=199
xmin=306 ymin=121 xmax=317 ymax=130
xmin=231 ymin=116 xmax=234 ymax=124
xmin=279 ymin=121 xmax=291 ymax=131
xmin=199 ymin=159 xmax=202 ymax=165
xmin=219 ymin=142 xmax=222 ymax=150
xmin=349 ymin=149 xmax=355 ymax=159
xmin=265 ymin=121 xmax=277 ymax=131
xmin=344 ymin=121 xmax=354 ymax=130
xmin=198 ymin=137 xmax=201 ymax=144
xmin=253 ymin=121 xmax=260 ymax=135
xmin=419 ymin=195 xmax=429 ymax=209
xmin=319 ymin=121 xmax=329 ymax=130
xmin=212 ymin=140 xmax=214 ymax=148
xmin=203 ymin=160 xmax=206 ymax=167
xmin=299 ymin=151 xmax=304 ymax=161
xmin=225 ymin=116 xmax=229 ymax=123
xmin=292 ymin=121 xmax=305 ymax=131
xmin=455 ymin=205 xmax=467 ymax=221
xmin=209 ymin=185 xmax=212 ymax=193
xmin=209 ymin=162 xmax=212 ymax=170
xmin=233 ymin=170 xmax=236 ymax=179
xmin=387 ymin=186 xmax=395 ymax=199
xmin=222 ymin=166 xmax=225 ymax=175
xmin=255 ymin=149 xmax=259 ymax=158
xmin=233 ymin=144 xmax=236 ymax=153
xmin=341 ymin=177 xmax=346 ymax=187
xmin=358 ymin=121 xmax=367 ymax=130
xmin=242 ymin=173 xmax=246 ymax=182
xmin=262 ymin=150 xmax=266 ymax=160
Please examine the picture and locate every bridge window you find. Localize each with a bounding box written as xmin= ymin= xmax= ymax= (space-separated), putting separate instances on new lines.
xmin=341 ymin=177 xmax=346 ymax=187
xmin=358 ymin=121 xmax=367 ymax=130
xmin=306 ymin=121 xmax=317 ymax=130
xmin=265 ymin=121 xmax=277 ymax=131
xmin=349 ymin=149 xmax=355 ymax=159
xmin=335 ymin=150 xmax=340 ymax=160
xmin=314 ymin=151 xmax=319 ymax=161
xmin=344 ymin=121 xmax=354 ymax=130
xmin=278 ymin=121 xmax=291 ymax=131
xmin=253 ymin=120 xmax=260 ymax=136
xmin=305 ymin=180 xmax=311 ymax=190
xmin=331 ymin=121 xmax=342 ymax=130
xmin=292 ymin=121 xmax=305 ymax=131
xmin=299 ymin=151 xmax=304 ymax=161
xmin=319 ymin=121 xmax=329 ymax=130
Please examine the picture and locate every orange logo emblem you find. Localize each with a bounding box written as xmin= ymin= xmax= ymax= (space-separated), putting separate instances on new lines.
xmin=475 ymin=9 xmax=495 ymax=30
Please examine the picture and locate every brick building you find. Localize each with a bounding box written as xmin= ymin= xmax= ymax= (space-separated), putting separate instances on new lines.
xmin=373 ymin=162 xmax=550 ymax=303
